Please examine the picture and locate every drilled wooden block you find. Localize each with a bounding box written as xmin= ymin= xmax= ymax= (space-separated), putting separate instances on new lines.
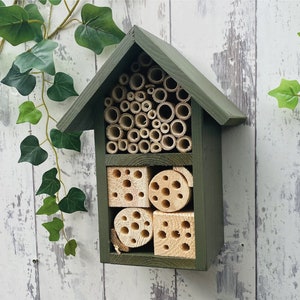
xmin=114 ymin=208 xmax=153 ymax=248
xmin=153 ymin=210 xmax=195 ymax=259
xmin=107 ymin=166 xmax=151 ymax=207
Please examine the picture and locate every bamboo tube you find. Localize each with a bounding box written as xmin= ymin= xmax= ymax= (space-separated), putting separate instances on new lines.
xmin=176 ymin=136 xmax=192 ymax=153
xmin=111 ymin=84 xmax=127 ymax=103
xmin=138 ymin=139 xmax=151 ymax=153
xmin=160 ymin=122 xmax=170 ymax=134
xmin=134 ymin=91 xmax=147 ymax=102
xmin=106 ymin=124 xmax=124 ymax=141
xmin=128 ymin=143 xmax=139 ymax=154
xmin=176 ymin=87 xmax=191 ymax=102
xmin=146 ymin=86 xmax=155 ymax=95
xmin=130 ymin=61 xmax=141 ymax=73
xmin=150 ymin=142 xmax=162 ymax=153
xmin=119 ymin=73 xmax=129 ymax=85
xmin=163 ymin=75 xmax=179 ymax=92
xmin=138 ymin=52 xmax=153 ymax=67
xmin=104 ymin=97 xmax=114 ymax=107
xmin=175 ymin=102 xmax=192 ymax=120
xmin=104 ymin=106 xmax=120 ymax=124
xmin=127 ymin=128 xmax=141 ymax=143
xmin=135 ymin=112 xmax=149 ymax=128
xmin=147 ymin=65 xmax=165 ymax=84
xmin=152 ymin=88 xmax=167 ymax=103
xmin=161 ymin=134 xmax=176 ymax=151
xmin=141 ymin=100 xmax=152 ymax=112
xmin=147 ymin=109 xmax=157 ymax=120
xmin=130 ymin=101 xmax=142 ymax=114
xmin=106 ymin=141 xmax=118 ymax=154
xmin=119 ymin=113 xmax=135 ymax=131
xmin=140 ymin=128 xmax=150 ymax=139
xmin=118 ymin=139 xmax=128 ymax=152
xmin=127 ymin=91 xmax=135 ymax=101
xmin=156 ymin=102 xmax=175 ymax=123
xmin=129 ymin=73 xmax=145 ymax=91
xmin=120 ymin=100 xmax=130 ymax=112
xmin=149 ymin=128 xmax=162 ymax=142
xmin=170 ymin=119 xmax=187 ymax=137
xmin=151 ymin=119 xmax=161 ymax=129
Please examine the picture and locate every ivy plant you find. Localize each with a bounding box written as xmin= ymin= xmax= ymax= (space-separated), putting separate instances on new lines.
xmin=0 ymin=0 xmax=124 ymax=256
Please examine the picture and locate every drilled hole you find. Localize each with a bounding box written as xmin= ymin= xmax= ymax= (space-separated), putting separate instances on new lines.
xmin=112 ymin=169 xmax=121 ymax=178
xmin=162 ymin=175 xmax=168 ymax=181
xmin=131 ymin=222 xmax=139 ymax=230
xmin=181 ymin=221 xmax=190 ymax=229
xmin=163 ymin=245 xmax=169 ymax=250
xmin=158 ymin=231 xmax=166 ymax=239
xmin=161 ymin=187 xmax=170 ymax=196
xmin=131 ymin=238 xmax=136 ymax=244
xmin=138 ymin=192 xmax=144 ymax=197
xmin=125 ymin=169 xmax=130 ymax=175
xmin=151 ymin=182 xmax=159 ymax=190
xmin=112 ymin=192 xmax=118 ymax=197
xmin=185 ymin=233 xmax=191 ymax=238
xmin=121 ymin=216 xmax=127 ymax=221
xmin=181 ymin=243 xmax=190 ymax=251
xmin=152 ymin=196 xmax=158 ymax=201
xmin=162 ymin=199 xmax=170 ymax=208
xmin=121 ymin=227 xmax=129 ymax=234
xmin=123 ymin=179 xmax=131 ymax=187
xmin=141 ymin=230 xmax=149 ymax=238
xmin=144 ymin=221 xmax=150 ymax=226
xmin=171 ymin=230 xmax=180 ymax=238
xmin=124 ymin=193 xmax=133 ymax=201
xmin=172 ymin=181 xmax=181 ymax=189
xmin=133 ymin=211 xmax=141 ymax=219
xmin=134 ymin=170 xmax=142 ymax=178
xmin=163 ymin=221 xmax=168 ymax=227
xmin=177 ymin=193 xmax=183 ymax=199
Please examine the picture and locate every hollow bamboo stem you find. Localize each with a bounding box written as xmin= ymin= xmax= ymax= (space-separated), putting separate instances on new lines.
xmin=176 ymin=135 xmax=192 ymax=153
xmin=156 ymin=102 xmax=175 ymax=123
xmin=104 ymin=106 xmax=120 ymax=124
xmin=129 ymin=73 xmax=146 ymax=91
xmin=175 ymin=102 xmax=192 ymax=120
xmin=170 ymin=119 xmax=187 ymax=137
xmin=161 ymin=134 xmax=176 ymax=151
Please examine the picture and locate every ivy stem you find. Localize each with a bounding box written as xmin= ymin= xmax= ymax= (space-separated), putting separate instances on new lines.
xmin=47 ymin=0 xmax=81 ymax=39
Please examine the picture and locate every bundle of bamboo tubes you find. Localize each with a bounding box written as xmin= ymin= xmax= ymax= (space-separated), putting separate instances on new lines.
xmin=104 ymin=51 xmax=192 ymax=154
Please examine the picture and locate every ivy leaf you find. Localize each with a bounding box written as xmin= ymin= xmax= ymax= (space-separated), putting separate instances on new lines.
xmin=64 ymin=239 xmax=77 ymax=256
xmin=0 ymin=5 xmax=44 ymax=45
xmin=18 ymin=135 xmax=48 ymax=166
xmin=75 ymin=4 xmax=125 ymax=54
xmin=25 ymin=4 xmax=44 ymax=42
xmin=14 ymin=40 xmax=58 ymax=75
xmin=47 ymin=72 xmax=78 ymax=101
xmin=58 ymin=187 xmax=87 ymax=213
xmin=49 ymin=0 xmax=62 ymax=5
xmin=42 ymin=217 xmax=64 ymax=241
xmin=36 ymin=196 xmax=59 ymax=215
xmin=50 ymin=129 xmax=82 ymax=152
xmin=36 ymin=168 xmax=61 ymax=196
xmin=1 ymin=64 xmax=36 ymax=96
xmin=17 ymin=101 xmax=42 ymax=125
xmin=268 ymin=79 xmax=300 ymax=110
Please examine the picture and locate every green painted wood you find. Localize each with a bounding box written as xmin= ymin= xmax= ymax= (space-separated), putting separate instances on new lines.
xmin=57 ymin=26 xmax=246 ymax=133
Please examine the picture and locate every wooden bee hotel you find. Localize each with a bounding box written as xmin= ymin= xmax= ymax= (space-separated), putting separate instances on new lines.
xmin=57 ymin=26 xmax=246 ymax=270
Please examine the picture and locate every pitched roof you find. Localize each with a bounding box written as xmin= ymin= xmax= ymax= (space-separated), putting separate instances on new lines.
xmin=57 ymin=26 xmax=246 ymax=132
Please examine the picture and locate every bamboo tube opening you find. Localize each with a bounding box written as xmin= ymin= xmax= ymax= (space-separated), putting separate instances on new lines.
xmin=130 ymin=61 xmax=141 ymax=73
xmin=118 ymin=139 xmax=128 ymax=152
xmin=150 ymin=142 xmax=162 ymax=153
xmin=147 ymin=109 xmax=157 ymax=120
xmin=130 ymin=101 xmax=142 ymax=114
xmin=176 ymin=87 xmax=191 ymax=102
xmin=140 ymin=128 xmax=150 ymax=139
xmin=170 ymin=119 xmax=187 ymax=137
xmin=163 ymin=75 xmax=179 ymax=92
xmin=141 ymin=100 xmax=152 ymax=112
xmin=152 ymin=119 xmax=161 ymax=129
xmin=119 ymin=73 xmax=129 ymax=85
xmin=138 ymin=52 xmax=153 ymax=67
xmin=127 ymin=128 xmax=141 ymax=143
xmin=176 ymin=136 xmax=192 ymax=153
xmin=147 ymin=86 xmax=155 ymax=95
xmin=104 ymin=97 xmax=114 ymax=107
xmin=175 ymin=102 xmax=192 ymax=120
xmin=149 ymin=128 xmax=162 ymax=142
xmin=104 ymin=106 xmax=120 ymax=124
xmin=111 ymin=85 xmax=127 ymax=102
xmin=161 ymin=134 xmax=176 ymax=151
xmin=161 ymin=122 xmax=170 ymax=134
xmin=135 ymin=91 xmax=146 ymax=102
xmin=152 ymin=88 xmax=167 ymax=103
xmin=135 ymin=112 xmax=149 ymax=128
xmin=157 ymin=102 xmax=175 ymax=123
xmin=147 ymin=65 xmax=165 ymax=84
xmin=106 ymin=124 xmax=124 ymax=141
xmin=128 ymin=143 xmax=139 ymax=154
xmin=119 ymin=113 xmax=135 ymax=131
xmin=120 ymin=100 xmax=130 ymax=112
xmin=106 ymin=141 xmax=118 ymax=154
xmin=127 ymin=91 xmax=135 ymax=101
xmin=138 ymin=139 xmax=151 ymax=153
xmin=129 ymin=73 xmax=145 ymax=91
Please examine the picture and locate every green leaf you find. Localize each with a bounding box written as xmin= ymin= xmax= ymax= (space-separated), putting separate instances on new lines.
xmin=75 ymin=4 xmax=125 ymax=54
xmin=17 ymin=101 xmax=42 ymax=125
xmin=18 ymin=135 xmax=48 ymax=166
xmin=0 ymin=1 xmax=6 ymax=7
xmin=64 ymin=239 xmax=77 ymax=256
xmin=25 ymin=4 xmax=44 ymax=42
xmin=36 ymin=196 xmax=59 ymax=215
xmin=36 ymin=168 xmax=61 ymax=196
xmin=47 ymin=72 xmax=78 ymax=101
xmin=14 ymin=40 xmax=58 ymax=75
xmin=0 ymin=5 xmax=44 ymax=46
xmin=50 ymin=129 xmax=82 ymax=151
xmin=58 ymin=187 xmax=87 ymax=213
xmin=49 ymin=0 xmax=62 ymax=5
xmin=42 ymin=217 xmax=64 ymax=241
xmin=39 ymin=0 xmax=47 ymax=4
xmin=268 ymin=79 xmax=300 ymax=110
xmin=1 ymin=64 xmax=36 ymax=96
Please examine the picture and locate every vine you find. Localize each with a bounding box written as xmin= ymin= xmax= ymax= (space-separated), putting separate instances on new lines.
xmin=0 ymin=0 xmax=124 ymax=256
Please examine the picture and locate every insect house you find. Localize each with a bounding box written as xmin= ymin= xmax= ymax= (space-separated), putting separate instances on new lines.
xmin=58 ymin=26 xmax=246 ymax=270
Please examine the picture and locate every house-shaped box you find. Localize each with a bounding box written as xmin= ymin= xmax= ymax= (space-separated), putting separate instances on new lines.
xmin=57 ymin=26 xmax=246 ymax=270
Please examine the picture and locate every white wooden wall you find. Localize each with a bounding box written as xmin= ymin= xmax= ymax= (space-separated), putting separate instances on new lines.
xmin=0 ymin=0 xmax=298 ymax=299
